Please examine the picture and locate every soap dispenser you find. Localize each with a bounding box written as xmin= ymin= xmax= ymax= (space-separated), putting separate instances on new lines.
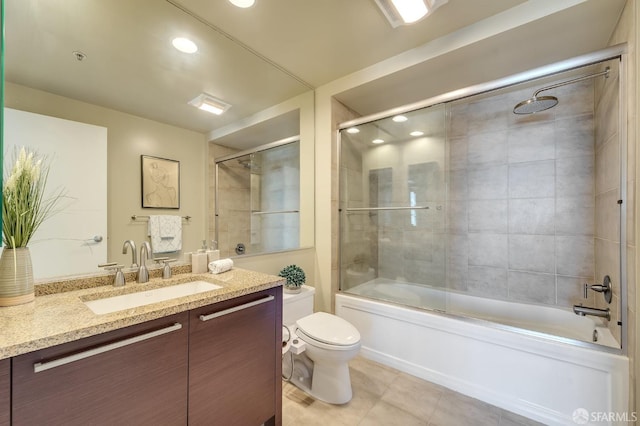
xmin=206 ymin=240 xmax=220 ymax=263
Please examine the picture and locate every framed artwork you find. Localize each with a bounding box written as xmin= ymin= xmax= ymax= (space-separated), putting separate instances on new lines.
xmin=141 ymin=155 xmax=180 ymax=209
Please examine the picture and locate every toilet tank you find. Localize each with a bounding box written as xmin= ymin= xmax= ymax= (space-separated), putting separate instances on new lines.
xmin=283 ymin=285 xmax=315 ymax=327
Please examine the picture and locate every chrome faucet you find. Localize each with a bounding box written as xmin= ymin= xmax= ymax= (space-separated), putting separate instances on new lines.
xmin=573 ymin=305 xmax=611 ymax=321
xmin=573 ymin=275 xmax=613 ymax=321
xmin=137 ymin=241 xmax=151 ymax=283
xmin=122 ymin=240 xmax=138 ymax=268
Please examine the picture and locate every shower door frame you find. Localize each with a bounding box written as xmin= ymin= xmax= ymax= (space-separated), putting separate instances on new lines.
xmin=337 ymin=43 xmax=629 ymax=355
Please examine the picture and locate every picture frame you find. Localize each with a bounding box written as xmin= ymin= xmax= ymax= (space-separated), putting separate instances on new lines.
xmin=141 ymin=155 xmax=180 ymax=209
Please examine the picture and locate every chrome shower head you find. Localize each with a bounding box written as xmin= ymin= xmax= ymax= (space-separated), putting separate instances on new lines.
xmin=513 ymin=95 xmax=558 ymax=115
xmin=512 ymin=66 xmax=610 ymax=115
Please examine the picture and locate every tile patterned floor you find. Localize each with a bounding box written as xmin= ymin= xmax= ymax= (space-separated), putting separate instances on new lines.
xmin=282 ymin=356 xmax=544 ymax=426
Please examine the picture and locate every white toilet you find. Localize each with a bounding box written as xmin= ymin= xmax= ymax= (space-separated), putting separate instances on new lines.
xmin=282 ymin=285 xmax=361 ymax=404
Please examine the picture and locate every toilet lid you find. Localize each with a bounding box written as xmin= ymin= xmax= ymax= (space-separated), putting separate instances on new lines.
xmin=296 ymin=312 xmax=361 ymax=346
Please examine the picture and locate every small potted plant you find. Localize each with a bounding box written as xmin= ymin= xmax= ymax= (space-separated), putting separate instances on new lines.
xmin=278 ymin=264 xmax=306 ymax=294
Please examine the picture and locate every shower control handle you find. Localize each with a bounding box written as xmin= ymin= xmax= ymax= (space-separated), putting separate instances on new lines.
xmin=583 ymin=275 xmax=612 ymax=304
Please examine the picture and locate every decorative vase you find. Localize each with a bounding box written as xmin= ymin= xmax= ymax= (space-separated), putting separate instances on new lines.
xmin=0 ymin=247 xmax=35 ymax=306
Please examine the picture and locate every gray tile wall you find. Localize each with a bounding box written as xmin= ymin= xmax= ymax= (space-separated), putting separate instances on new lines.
xmin=446 ymin=81 xmax=598 ymax=309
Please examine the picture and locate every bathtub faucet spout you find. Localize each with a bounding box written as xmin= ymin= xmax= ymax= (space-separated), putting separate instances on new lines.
xmin=572 ymin=304 xmax=611 ymax=321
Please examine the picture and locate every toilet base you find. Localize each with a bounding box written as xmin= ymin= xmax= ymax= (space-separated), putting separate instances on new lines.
xmin=283 ymin=352 xmax=354 ymax=405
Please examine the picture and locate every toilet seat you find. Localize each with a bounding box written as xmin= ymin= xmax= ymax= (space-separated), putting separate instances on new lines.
xmin=295 ymin=312 xmax=361 ymax=350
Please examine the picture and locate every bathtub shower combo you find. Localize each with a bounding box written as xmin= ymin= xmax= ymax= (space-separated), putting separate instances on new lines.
xmin=336 ymin=45 xmax=630 ymax=426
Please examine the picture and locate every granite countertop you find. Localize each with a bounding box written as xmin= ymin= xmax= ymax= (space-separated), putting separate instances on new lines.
xmin=0 ymin=268 xmax=284 ymax=359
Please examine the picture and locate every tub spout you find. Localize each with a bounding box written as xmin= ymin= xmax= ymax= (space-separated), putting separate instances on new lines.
xmin=573 ymin=304 xmax=610 ymax=321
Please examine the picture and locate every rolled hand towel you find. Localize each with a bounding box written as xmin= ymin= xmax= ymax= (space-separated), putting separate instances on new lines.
xmin=209 ymin=258 xmax=234 ymax=274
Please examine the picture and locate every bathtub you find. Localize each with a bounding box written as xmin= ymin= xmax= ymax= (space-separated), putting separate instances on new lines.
xmin=336 ymin=280 xmax=629 ymax=426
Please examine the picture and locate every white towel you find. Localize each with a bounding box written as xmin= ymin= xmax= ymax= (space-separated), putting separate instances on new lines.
xmin=208 ymin=258 xmax=233 ymax=274
xmin=148 ymin=215 xmax=182 ymax=254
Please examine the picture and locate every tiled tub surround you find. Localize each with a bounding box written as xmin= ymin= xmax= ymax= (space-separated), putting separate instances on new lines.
xmin=0 ymin=267 xmax=284 ymax=359
xmin=340 ymin=63 xmax=625 ymax=346
xmin=447 ymin=78 xmax=600 ymax=308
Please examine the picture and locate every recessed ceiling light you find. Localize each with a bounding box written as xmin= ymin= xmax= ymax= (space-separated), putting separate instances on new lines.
xmin=346 ymin=127 xmax=360 ymax=134
xmin=172 ymin=37 xmax=198 ymax=54
xmin=229 ymin=0 xmax=255 ymax=7
xmin=391 ymin=0 xmax=428 ymax=24
xmin=410 ymin=131 xmax=424 ymax=137
xmin=372 ymin=139 xmax=385 ymax=144
xmin=374 ymin=0 xmax=448 ymax=27
xmin=189 ymin=93 xmax=231 ymax=115
xmin=392 ymin=115 xmax=408 ymax=122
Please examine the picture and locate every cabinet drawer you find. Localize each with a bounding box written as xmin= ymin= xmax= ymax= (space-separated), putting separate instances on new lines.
xmin=12 ymin=312 xmax=189 ymax=426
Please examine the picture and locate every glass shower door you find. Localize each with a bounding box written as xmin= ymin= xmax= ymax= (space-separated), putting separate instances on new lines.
xmin=339 ymin=104 xmax=447 ymax=312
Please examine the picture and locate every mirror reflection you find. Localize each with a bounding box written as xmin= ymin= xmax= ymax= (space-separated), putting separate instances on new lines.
xmin=3 ymin=0 xmax=315 ymax=280
xmin=215 ymin=138 xmax=300 ymax=258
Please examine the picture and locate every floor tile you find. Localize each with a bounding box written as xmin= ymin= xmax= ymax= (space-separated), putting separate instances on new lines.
xmin=359 ymin=400 xmax=427 ymax=426
xmin=281 ymin=356 xmax=541 ymax=426
xmin=380 ymin=373 xmax=444 ymax=420
xmin=428 ymin=390 xmax=501 ymax=426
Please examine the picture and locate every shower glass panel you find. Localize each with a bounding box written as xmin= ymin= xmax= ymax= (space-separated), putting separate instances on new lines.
xmin=216 ymin=140 xmax=300 ymax=257
xmin=339 ymin=105 xmax=447 ymax=311
xmin=338 ymin=55 xmax=625 ymax=349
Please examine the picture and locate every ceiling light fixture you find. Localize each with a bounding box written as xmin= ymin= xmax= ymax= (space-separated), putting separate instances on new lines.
xmin=392 ymin=115 xmax=408 ymax=122
xmin=346 ymin=127 xmax=360 ymax=134
xmin=172 ymin=37 xmax=198 ymax=54
xmin=189 ymin=93 xmax=231 ymax=115
xmin=410 ymin=131 xmax=424 ymax=137
xmin=229 ymin=0 xmax=256 ymax=8
xmin=372 ymin=139 xmax=385 ymax=144
xmin=374 ymin=0 xmax=448 ymax=27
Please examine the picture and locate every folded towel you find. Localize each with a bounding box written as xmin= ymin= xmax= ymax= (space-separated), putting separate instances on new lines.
xmin=209 ymin=258 xmax=233 ymax=274
xmin=148 ymin=215 xmax=182 ymax=254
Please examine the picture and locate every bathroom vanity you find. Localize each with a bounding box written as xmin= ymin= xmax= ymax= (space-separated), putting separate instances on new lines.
xmin=0 ymin=268 xmax=283 ymax=426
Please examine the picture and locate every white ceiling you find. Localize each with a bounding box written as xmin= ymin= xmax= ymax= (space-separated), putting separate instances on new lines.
xmin=4 ymin=0 xmax=627 ymax=137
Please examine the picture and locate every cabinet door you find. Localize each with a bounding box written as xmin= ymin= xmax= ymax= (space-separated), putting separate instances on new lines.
xmin=189 ymin=287 xmax=282 ymax=426
xmin=0 ymin=358 xmax=9 ymax=426
xmin=12 ymin=312 xmax=189 ymax=426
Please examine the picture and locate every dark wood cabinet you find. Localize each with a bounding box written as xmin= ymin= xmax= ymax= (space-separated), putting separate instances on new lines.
xmin=0 ymin=358 xmax=9 ymax=426
xmin=188 ymin=287 xmax=282 ymax=426
xmin=11 ymin=312 xmax=189 ymax=426
xmin=8 ymin=287 xmax=282 ymax=426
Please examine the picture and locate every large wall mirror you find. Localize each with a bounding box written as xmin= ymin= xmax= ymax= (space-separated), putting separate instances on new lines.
xmin=2 ymin=0 xmax=315 ymax=280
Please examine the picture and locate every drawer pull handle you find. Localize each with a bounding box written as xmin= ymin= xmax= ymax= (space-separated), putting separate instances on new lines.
xmin=199 ymin=295 xmax=274 ymax=322
xmin=33 ymin=322 xmax=183 ymax=373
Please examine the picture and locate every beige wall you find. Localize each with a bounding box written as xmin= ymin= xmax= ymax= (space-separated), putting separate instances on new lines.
xmin=5 ymin=82 xmax=208 ymax=268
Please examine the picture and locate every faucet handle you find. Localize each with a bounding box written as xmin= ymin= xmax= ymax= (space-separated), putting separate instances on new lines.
xmin=584 ymin=275 xmax=612 ymax=304
xmin=99 ymin=263 xmax=126 ymax=287
xmin=154 ymin=257 xmax=175 ymax=279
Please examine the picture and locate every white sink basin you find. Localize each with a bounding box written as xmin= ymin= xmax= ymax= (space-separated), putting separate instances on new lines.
xmin=84 ymin=281 xmax=222 ymax=315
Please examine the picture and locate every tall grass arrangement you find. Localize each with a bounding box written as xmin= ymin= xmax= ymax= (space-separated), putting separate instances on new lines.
xmin=2 ymin=147 xmax=65 ymax=248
